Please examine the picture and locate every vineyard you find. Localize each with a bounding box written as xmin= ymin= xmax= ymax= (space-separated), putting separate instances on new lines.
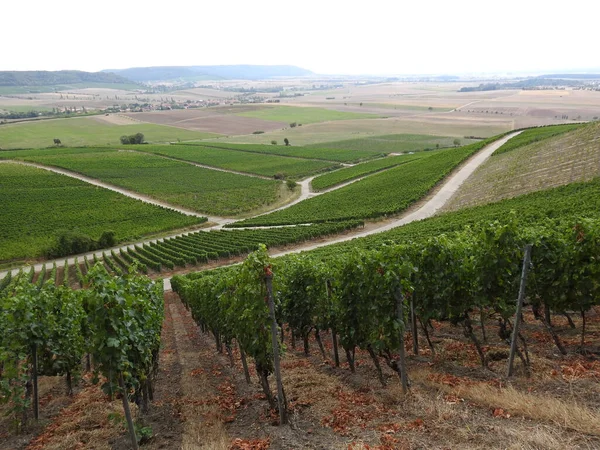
xmin=0 ymin=163 xmax=203 ymax=262
xmin=178 ymin=142 xmax=383 ymax=163
xmin=132 ymin=144 xmax=341 ymax=179
xmin=0 ymin=221 xmax=364 ymax=286
xmin=310 ymin=152 xmax=429 ymax=191
xmin=230 ymin=136 xmax=505 ymax=227
xmin=176 ymin=217 xmax=600 ymax=374
xmin=172 ymin=214 xmax=600 ymax=439
xmin=323 ymin=176 xmax=600 ymax=254
xmin=0 ymin=149 xmax=282 ymax=216
xmin=0 ymin=265 xmax=163 ymax=448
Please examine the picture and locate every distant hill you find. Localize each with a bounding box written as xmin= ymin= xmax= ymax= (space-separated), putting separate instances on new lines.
xmin=105 ymin=65 xmax=314 ymax=82
xmin=0 ymin=70 xmax=135 ymax=87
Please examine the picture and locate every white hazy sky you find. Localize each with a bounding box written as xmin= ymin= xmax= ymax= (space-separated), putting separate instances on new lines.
xmin=3 ymin=0 xmax=599 ymax=75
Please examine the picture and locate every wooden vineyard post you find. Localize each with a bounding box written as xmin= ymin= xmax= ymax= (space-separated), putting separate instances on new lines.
xmin=394 ymin=288 xmax=409 ymax=394
xmin=410 ymin=295 xmax=419 ymax=355
xmin=119 ymin=373 xmax=139 ymax=450
xmin=326 ymin=279 xmax=340 ymax=367
xmin=265 ymin=270 xmax=288 ymax=425
xmin=507 ymin=244 xmax=532 ymax=377
xmin=32 ymin=344 xmax=39 ymax=420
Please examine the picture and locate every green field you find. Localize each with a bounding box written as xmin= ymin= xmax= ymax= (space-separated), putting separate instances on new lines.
xmin=230 ymin=139 xmax=498 ymax=226
xmin=235 ymin=105 xmax=379 ymax=124
xmin=307 ymin=133 xmax=479 ymax=154
xmin=135 ymin=144 xmax=340 ymax=179
xmin=1 ymin=148 xmax=281 ymax=217
xmin=183 ymin=142 xmax=383 ymax=163
xmin=0 ymin=162 xmax=204 ymax=262
xmin=311 ymin=152 xmax=432 ymax=191
xmin=0 ymin=116 xmax=220 ymax=149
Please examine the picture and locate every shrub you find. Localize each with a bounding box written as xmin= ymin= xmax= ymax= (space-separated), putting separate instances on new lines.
xmin=271 ymin=140 xmax=278 ymax=145
xmin=120 ymin=133 xmax=145 ymax=145
xmin=253 ymin=130 xmax=265 ymax=134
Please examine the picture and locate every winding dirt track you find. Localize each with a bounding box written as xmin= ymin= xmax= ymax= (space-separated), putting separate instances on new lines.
xmin=0 ymin=132 xmax=520 ymax=282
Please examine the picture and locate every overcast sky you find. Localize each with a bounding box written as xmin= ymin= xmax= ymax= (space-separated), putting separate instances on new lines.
xmin=4 ymin=0 xmax=599 ymax=75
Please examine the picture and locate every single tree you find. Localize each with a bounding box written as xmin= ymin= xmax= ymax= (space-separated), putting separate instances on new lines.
xmin=53 ymin=138 xmax=61 ymax=146
xmin=453 ymin=138 xmax=461 ymax=147
xmin=284 ymin=138 xmax=290 ymax=146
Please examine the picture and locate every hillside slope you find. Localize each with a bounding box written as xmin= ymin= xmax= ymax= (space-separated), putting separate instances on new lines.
xmin=0 ymin=70 xmax=134 ymax=86
xmin=107 ymin=65 xmax=314 ymax=82
xmin=442 ymin=121 xmax=600 ymax=212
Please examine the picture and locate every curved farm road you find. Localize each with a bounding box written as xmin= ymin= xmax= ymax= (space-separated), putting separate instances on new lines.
xmin=0 ymin=133 xmax=519 ymax=283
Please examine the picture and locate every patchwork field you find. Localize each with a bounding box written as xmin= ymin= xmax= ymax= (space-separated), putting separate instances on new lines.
xmin=0 ymin=148 xmax=283 ymax=217
xmin=0 ymin=162 xmax=203 ymax=262
xmin=217 ymin=116 xmax=512 ymax=146
xmin=124 ymin=107 xmax=287 ymax=135
xmin=235 ymin=105 xmax=379 ymax=123
xmin=0 ymin=116 xmax=219 ymax=149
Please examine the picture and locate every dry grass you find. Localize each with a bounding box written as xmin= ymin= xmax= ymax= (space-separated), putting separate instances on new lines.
xmin=26 ymin=382 xmax=128 ymax=450
xmin=443 ymin=121 xmax=600 ymax=212
xmin=167 ymin=300 xmax=230 ymax=450
xmin=414 ymin=367 xmax=600 ymax=437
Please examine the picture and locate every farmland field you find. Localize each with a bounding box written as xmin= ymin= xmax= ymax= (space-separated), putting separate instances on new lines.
xmin=134 ymin=144 xmax=340 ymax=178
xmin=123 ymin=108 xmax=287 ymax=135
xmin=0 ymin=116 xmax=220 ymax=149
xmin=0 ymin=162 xmax=203 ymax=262
xmin=307 ymin=133 xmax=480 ymax=153
xmin=0 ymin=148 xmax=282 ymax=216
xmin=235 ymin=105 xmax=379 ymax=123
xmin=310 ymin=152 xmax=431 ymax=191
xmin=217 ymin=116 xmax=512 ymax=146
xmin=181 ymin=141 xmax=383 ymax=162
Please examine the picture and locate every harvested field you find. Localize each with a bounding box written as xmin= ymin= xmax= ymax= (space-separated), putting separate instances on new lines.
xmin=220 ymin=116 xmax=511 ymax=146
xmin=124 ymin=109 xmax=287 ymax=135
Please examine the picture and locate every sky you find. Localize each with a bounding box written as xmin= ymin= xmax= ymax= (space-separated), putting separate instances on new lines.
xmin=3 ymin=0 xmax=599 ymax=76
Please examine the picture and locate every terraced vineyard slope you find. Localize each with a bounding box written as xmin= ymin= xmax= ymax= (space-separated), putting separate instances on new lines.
xmin=443 ymin=122 xmax=600 ymax=212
